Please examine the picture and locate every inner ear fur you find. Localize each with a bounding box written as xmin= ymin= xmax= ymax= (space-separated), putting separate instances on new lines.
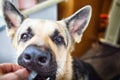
xmin=3 ymin=0 xmax=25 ymax=37
xmin=64 ymin=5 xmax=92 ymax=43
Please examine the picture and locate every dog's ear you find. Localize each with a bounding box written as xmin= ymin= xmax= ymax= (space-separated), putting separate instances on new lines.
xmin=3 ymin=0 xmax=25 ymax=37
xmin=64 ymin=6 xmax=92 ymax=43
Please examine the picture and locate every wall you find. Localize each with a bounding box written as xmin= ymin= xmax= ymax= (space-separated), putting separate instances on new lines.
xmin=58 ymin=0 xmax=112 ymax=57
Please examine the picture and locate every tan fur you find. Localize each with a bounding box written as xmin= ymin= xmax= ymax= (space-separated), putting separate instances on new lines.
xmin=10 ymin=18 xmax=74 ymax=80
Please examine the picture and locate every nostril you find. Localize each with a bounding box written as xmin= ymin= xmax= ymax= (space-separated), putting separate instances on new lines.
xmin=38 ymin=56 xmax=47 ymax=64
xmin=24 ymin=54 xmax=31 ymax=60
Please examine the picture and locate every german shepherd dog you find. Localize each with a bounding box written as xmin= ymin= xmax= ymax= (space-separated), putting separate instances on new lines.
xmin=2 ymin=0 xmax=101 ymax=80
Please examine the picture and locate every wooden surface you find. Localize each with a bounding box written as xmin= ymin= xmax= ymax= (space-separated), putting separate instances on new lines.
xmin=58 ymin=0 xmax=112 ymax=58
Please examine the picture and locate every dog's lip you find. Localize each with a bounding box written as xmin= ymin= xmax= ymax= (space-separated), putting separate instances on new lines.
xmin=27 ymin=68 xmax=56 ymax=80
xmin=21 ymin=63 xmax=56 ymax=79
xmin=28 ymin=71 xmax=51 ymax=80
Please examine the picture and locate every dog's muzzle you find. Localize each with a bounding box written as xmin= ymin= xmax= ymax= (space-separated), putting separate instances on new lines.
xmin=18 ymin=45 xmax=57 ymax=80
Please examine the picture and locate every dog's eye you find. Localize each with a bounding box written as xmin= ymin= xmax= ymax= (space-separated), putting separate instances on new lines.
xmin=53 ymin=35 xmax=65 ymax=45
xmin=20 ymin=33 xmax=32 ymax=42
xmin=51 ymin=30 xmax=65 ymax=46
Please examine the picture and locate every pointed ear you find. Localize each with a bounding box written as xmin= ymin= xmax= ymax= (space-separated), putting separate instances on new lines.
xmin=3 ymin=0 xmax=25 ymax=37
xmin=64 ymin=5 xmax=92 ymax=43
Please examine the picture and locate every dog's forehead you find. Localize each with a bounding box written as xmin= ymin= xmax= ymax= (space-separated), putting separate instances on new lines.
xmin=18 ymin=18 xmax=63 ymax=35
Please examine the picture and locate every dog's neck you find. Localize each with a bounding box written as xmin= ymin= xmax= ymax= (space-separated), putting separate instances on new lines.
xmin=64 ymin=54 xmax=73 ymax=80
xmin=56 ymin=53 xmax=73 ymax=80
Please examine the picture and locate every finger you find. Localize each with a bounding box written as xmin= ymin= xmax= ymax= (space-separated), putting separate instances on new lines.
xmin=15 ymin=68 xmax=30 ymax=80
xmin=0 ymin=68 xmax=29 ymax=80
xmin=0 ymin=63 xmax=23 ymax=74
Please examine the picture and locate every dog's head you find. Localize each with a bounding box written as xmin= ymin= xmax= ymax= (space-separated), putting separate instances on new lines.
xmin=3 ymin=1 xmax=91 ymax=80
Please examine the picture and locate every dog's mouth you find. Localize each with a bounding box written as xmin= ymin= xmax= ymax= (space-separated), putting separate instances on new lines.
xmin=18 ymin=62 xmax=57 ymax=80
xmin=22 ymin=60 xmax=57 ymax=80
xmin=28 ymin=71 xmax=56 ymax=80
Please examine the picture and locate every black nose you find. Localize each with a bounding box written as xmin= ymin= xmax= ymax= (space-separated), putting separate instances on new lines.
xmin=22 ymin=45 xmax=51 ymax=66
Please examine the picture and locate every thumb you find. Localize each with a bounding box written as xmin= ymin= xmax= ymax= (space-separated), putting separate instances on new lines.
xmin=0 ymin=68 xmax=30 ymax=80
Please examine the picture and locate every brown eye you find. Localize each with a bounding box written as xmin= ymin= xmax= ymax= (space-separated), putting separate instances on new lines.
xmin=50 ymin=30 xmax=65 ymax=46
xmin=51 ymin=35 xmax=65 ymax=46
xmin=20 ymin=27 xmax=34 ymax=42
xmin=21 ymin=33 xmax=32 ymax=42
xmin=53 ymin=35 xmax=64 ymax=45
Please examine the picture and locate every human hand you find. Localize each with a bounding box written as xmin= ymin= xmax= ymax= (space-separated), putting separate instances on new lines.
xmin=0 ymin=63 xmax=30 ymax=80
